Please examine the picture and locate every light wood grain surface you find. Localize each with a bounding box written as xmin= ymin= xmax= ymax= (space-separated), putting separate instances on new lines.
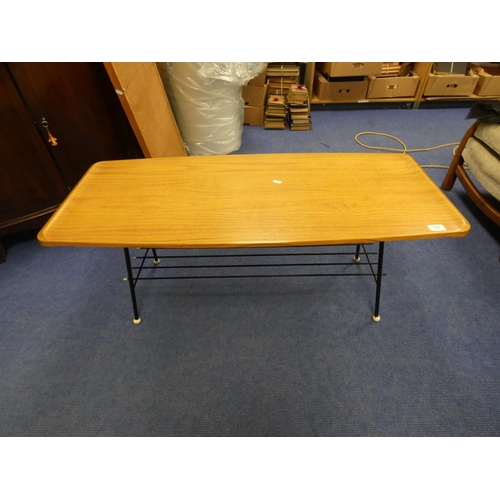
xmin=38 ymin=153 xmax=470 ymax=248
xmin=103 ymin=62 xmax=187 ymax=158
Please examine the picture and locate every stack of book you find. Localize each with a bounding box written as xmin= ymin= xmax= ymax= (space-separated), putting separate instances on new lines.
xmin=264 ymin=94 xmax=287 ymax=129
xmin=288 ymin=84 xmax=311 ymax=131
xmin=266 ymin=63 xmax=300 ymax=96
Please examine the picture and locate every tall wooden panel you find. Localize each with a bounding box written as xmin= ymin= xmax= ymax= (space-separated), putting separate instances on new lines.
xmin=104 ymin=62 xmax=187 ymax=158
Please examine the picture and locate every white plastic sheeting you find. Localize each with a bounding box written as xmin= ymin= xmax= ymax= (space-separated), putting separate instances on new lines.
xmin=158 ymin=62 xmax=266 ymax=156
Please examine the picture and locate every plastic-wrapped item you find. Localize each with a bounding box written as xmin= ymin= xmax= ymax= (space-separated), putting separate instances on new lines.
xmin=158 ymin=62 xmax=266 ymax=156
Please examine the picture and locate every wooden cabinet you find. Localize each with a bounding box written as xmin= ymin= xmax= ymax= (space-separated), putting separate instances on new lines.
xmin=0 ymin=62 xmax=143 ymax=263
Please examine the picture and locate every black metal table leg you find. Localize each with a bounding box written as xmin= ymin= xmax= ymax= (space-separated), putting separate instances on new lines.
xmin=353 ymin=244 xmax=361 ymax=262
xmin=152 ymin=248 xmax=161 ymax=265
xmin=124 ymin=248 xmax=141 ymax=324
xmin=372 ymin=242 xmax=385 ymax=322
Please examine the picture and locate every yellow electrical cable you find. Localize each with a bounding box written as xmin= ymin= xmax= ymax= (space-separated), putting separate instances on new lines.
xmin=354 ymin=131 xmax=461 ymax=168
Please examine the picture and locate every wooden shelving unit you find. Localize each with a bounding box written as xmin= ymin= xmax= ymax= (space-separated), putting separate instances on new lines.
xmin=303 ymin=62 xmax=499 ymax=107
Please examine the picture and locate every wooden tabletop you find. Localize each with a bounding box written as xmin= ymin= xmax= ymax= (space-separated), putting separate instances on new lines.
xmin=38 ymin=153 xmax=470 ymax=248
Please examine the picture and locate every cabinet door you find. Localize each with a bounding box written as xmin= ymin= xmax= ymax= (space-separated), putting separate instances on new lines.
xmin=7 ymin=62 xmax=143 ymax=189
xmin=0 ymin=63 xmax=68 ymax=226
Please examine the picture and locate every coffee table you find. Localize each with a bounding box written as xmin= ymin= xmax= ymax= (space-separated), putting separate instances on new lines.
xmin=38 ymin=153 xmax=470 ymax=323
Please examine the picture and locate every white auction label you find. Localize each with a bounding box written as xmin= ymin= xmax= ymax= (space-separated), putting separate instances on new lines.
xmin=427 ymin=224 xmax=446 ymax=231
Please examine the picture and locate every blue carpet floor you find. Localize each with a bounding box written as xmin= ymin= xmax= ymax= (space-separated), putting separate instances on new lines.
xmin=1 ymin=106 xmax=499 ymax=436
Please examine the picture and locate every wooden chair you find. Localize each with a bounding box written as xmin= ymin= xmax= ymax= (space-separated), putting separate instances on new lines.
xmin=442 ymin=119 xmax=500 ymax=226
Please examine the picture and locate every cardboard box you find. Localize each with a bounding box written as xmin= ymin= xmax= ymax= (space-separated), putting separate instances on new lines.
xmin=470 ymin=65 xmax=500 ymax=96
xmin=313 ymin=71 xmax=368 ymax=101
xmin=247 ymin=64 xmax=268 ymax=87
xmin=367 ymin=74 xmax=420 ymax=99
xmin=242 ymin=84 xmax=267 ymax=106
xmin=423 ymin=72 xmax=479 ymax=97
xmin=244 ymin=105 xmax=264 ymax=126
xmin=316 ymin=62 xmax=383 ymax=78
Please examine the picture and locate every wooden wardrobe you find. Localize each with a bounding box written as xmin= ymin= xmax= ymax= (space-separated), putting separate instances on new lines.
xmin=0 ymin=62 xmax=185 ymax=263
